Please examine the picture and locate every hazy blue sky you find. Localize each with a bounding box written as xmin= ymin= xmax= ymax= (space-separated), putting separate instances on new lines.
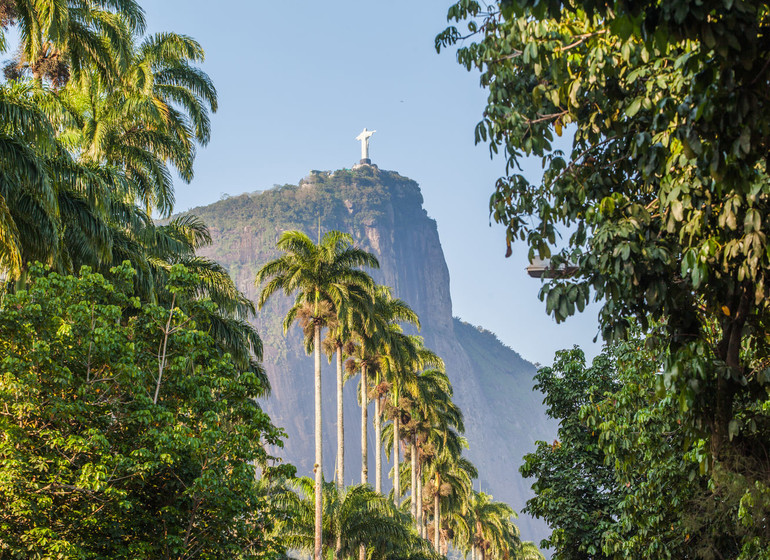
xmin=143 ymin=0 xmax=602 ymax=366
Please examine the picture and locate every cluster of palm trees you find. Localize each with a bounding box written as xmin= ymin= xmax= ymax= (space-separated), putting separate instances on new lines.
xmin=0 ymin=1 xmax=265 ymax=391
xmin=256 ymin=230 xmax=540 ymax=560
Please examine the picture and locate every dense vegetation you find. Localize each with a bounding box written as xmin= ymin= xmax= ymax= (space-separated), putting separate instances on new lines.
xmin=0 ymin=1 xmax=279 ymax=557
xmin=0 ymin=2 xmax=536 ymax=559
xmin=440 ymin=0 xmax=770 ymax=558
xmin=12 ymin=0 xmax=768 ymax=557
xmin=0 ymin=264 xmax=289 ymax=558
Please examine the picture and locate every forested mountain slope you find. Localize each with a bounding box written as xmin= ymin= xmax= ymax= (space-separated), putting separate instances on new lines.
xmin=187 ymin=165 xmax=557 ymax=543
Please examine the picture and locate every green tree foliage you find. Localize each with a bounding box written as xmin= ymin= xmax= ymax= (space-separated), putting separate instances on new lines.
xmin=273 ymin=477 xmax=440 ymax=560
xmin=584 ymin=342 xmax=705 ymax=559
xmin=0 ymin=0 xmax=262 ymax=390
xmin=520 ymin=347 xmax=625 ymax=559
xmin=0 ymin=263 xmax=290 ymax=559
xmin=438 ymin=1 xmax=770 ymax=552
xmin=455 ymin=491 xmax=520 ymax=560
xmin=587 ymin=338 xmax=770 ymax=560
xmin=438 ymin=0 xmax=770 ymax=447
xmin=524 ymin=338 xmax=770 ymax=559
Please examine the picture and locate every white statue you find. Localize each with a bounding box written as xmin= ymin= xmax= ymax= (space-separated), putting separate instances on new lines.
xmin=355 ymin=128 xmax=376 ymax=160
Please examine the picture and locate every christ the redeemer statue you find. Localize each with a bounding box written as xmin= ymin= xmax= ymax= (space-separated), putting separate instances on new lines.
xmin=355 ymin=128 xmax=376 ymax=163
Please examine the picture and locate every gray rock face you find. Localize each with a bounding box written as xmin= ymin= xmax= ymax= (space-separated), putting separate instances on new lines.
xmin=190 ymin=167 xmax=556 ymax=545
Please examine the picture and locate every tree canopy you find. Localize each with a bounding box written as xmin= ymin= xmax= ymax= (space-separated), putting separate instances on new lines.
xmin=438 ymin=0 xmax=770 ymax=482
xmin=439 ymin=1 xmax=770 ymax=556
xmin=0 ymin=263 xmax=290 ymax=559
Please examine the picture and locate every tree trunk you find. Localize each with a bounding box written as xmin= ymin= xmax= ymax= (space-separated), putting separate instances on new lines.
xmin=374 ymin=376 xmax=382 ymax=493
xmin=471 ymin=545 xmax=476 ymax=560
xmin=410 ymin=440 xmax=417 ymax=524
xmin=335 ymin=345 xmax=344 ymax=560
xmin=416 ymin=462 xmax=423 ymax=538
xmin=434 ymin=473 xmax=440 ymax=551
xmin=360 ymin=364 xmax=368 ymax=560
xmin=712 ymin=288 xmax=750 ymax=458
xmin=336 ymin=345 xmax=344 ymax=489
xmin=361 ymin=364 xmax=368 ymax=484
xmin=394 ymin=411 xmax=400 ymax=507
xmin=314 ymin=325 xmax=323 ymax=560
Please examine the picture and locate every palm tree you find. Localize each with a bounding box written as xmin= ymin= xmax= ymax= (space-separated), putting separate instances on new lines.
xmin=62 ymin=30 xmax=217 ymax=216
xmin=457 ymin=491 xmax=520 ymax=560
xmin=345 ymin=285 xmax=421 ymax=494
xmin=2 ymin=0 xmax=145 ymax=87
xmin=420 ymin=427 xmax=476 ymax=552
xmin=322 ymin=283 xmax=373 ymax=491
xmin=383 ymin=335 xmax=443 ymax=508
xmin=344 ymin=303 xmax=389 ymax=489
xmin=370 ymin=287 xmax=420 ymax=493
xmin=344 ymin=310 xmax=390 ymax=560
xmin=274 ymin=477 xmax=436 ymax=560
xmin=0 ymin=81 xmax=59 ymax=277
xmin=381 ymin=367 xmax=466 ymax=542
xmin=517 ymin=542 xmax=546 ymax=560
xmin=400 ymin=368 xmax=463 ymax=532
xmin=2 ymin=10 xmax=220 ymax=277
xmin=0 ymin=82 xmax=132 ymax=280
xmin=255 ymin=230 xmax=378 ymax=560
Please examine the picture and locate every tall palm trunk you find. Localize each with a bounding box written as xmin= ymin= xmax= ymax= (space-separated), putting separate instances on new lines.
xmin=393 ymin=409 xmax=401 ymax=507
xmin=360 ymin=364 xmax=368 ymax=484
xmin=374 ymin=376 xmax=382 ymax=493
xmin=410 ymin=440 xmax=417 ymax=524
xmin=416 ymin=462 xmax=423 ymax=537
xmin=336 ymin=344 xmax=344 ymax=489
xmin=360 ymin=364 xmax=368 ymax=560
xmin=335 ymin=345 xmax=344 ymax=560
xmin=314 ymin=324 xmax=323 ymax=560
xmin=433 ymin=473 xmax=440 ymax=551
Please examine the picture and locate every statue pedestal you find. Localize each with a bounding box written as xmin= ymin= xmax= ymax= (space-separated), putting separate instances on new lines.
xmin=352 ymin=161 xmax=378 ymax=170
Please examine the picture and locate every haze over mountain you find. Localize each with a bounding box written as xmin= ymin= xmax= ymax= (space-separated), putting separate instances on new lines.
xmin=187 ymin=165 xmax=557 ymax=544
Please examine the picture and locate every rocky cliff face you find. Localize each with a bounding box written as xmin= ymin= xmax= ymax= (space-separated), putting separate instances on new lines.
xmin=189 ymin=166 xmax=556 ymax=545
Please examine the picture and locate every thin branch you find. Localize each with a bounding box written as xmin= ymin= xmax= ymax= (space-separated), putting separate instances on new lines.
xmin=154 ymin=293 xmax=176 ymax=405
xmin=491 ymin=50 xmax=523 ymax=63
xmin=555 ymin=30 xmax=608 ymax=52
xmin=86 ymin=303 xmax=95 ymax=382
xmin=183 ymin=496 xmax=203 ymax=550
xmin=547 ymin=135 xmax=618 ymax=186
xmin=749 ymin=56 xmax=770 ymax=86
xmin=525 ymin=110 xmax=568 ymax=126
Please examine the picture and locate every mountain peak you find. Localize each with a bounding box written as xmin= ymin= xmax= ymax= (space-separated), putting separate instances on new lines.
xmin=187 ymin=168 xmax=556 ymax=543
